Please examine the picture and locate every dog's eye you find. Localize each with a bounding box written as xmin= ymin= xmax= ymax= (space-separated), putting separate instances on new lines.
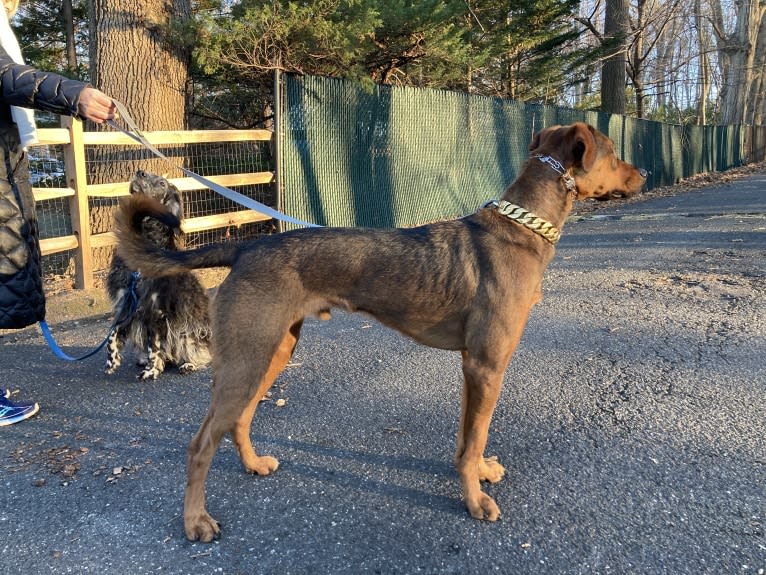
xmin=160 ymin=181 xmax=168 ymax=189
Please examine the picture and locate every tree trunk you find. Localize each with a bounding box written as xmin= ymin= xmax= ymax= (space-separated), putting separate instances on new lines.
xmin=712 ymin=0 xmax=766 ymax=124
xmin=87 ymin=0 xmax=191 ymax=268
xmin=695 ymin=0 xmax=710 ymax=124
xmin=63 ymin=0 xmax=77 ymax=74
xmin=747 ymin=13 xmax=766 ymax=125
xmin=89 ymin=0 xmax=190 ymax=134
xmin=601 ymin=0 xmax=629 ymax=114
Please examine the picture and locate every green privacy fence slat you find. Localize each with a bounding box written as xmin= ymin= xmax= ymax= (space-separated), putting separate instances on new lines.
xmin=280 ymin=74 xmax=763 ymax=229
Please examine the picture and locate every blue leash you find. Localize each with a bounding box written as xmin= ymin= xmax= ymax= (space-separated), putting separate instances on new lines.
xmin=40 ymin=272 xmax=140 ymax=362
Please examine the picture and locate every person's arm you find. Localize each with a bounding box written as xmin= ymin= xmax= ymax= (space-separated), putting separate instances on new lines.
xmin=0 ymin=44 xmax=114 ymax=123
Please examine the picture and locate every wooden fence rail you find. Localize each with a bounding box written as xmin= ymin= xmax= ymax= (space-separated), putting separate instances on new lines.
xmin=33 ymin=119 xmax=274 ymax=289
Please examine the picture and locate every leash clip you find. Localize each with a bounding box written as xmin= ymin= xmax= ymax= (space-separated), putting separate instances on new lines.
xmin=533 ymin=154 xmax=577 ymax=196
xmin=561 ymin=172 xmax=577 ymax=195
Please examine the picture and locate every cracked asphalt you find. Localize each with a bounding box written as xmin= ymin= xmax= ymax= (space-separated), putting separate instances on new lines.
xmin=1 ymin=173 xmax=764 ymax=574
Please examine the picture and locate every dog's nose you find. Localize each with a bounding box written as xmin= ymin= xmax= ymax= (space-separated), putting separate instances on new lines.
xmin=136 ymin=169 xmax=146 ymax=178
xmin=639 ymin=168 xmax=648 ymax=179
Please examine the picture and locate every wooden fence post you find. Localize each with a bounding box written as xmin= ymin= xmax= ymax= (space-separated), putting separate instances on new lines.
xmin=62 ymin=117 xmax=93 ymax=289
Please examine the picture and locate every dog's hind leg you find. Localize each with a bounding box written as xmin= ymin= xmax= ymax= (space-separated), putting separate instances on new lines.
xmin=184 ymin=402 xmax=228 ymax=542
xmin=233 ymin=320 xmax=303 ymax=475
xmin=139 ymin=327 xmax=166 ymax=380
xmin=184 ymin=320 xmax=303 ymax=542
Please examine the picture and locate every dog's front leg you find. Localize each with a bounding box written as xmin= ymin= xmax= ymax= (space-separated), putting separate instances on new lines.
xmin=105 ymin=328 xmax=124 ymax=375
xmin=455 ymin=349 xmax=508 ymax=521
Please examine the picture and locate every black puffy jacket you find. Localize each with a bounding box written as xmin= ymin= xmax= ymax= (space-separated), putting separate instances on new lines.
xmin=0 ymin=44 xmax=90 ymax=329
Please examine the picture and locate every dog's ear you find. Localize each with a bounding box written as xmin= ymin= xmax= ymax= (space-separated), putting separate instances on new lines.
xmin=165 ymin=184 xmax=184 ymax=221
xmin=568 ymin=123 xmax=598 ymax=172
xmin=529 ymin=131 xmax=542 ymax=152
xmin=528 ymin=124 xmax=562 ymax=152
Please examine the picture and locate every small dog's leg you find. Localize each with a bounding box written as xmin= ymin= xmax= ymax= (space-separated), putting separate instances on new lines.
xmin=105 ymin=328 xmax=124 ymax=375
xmin=178 ymin=362 xmax=197 ymax=375
xmin=177 ymin=337 xmax=203 ymax=374
xmin=139 ymin=329 xmax=165 ymax=380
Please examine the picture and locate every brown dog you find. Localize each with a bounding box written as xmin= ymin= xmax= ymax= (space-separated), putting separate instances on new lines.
xmin=115 ymin=123 xmax=646 ymax=542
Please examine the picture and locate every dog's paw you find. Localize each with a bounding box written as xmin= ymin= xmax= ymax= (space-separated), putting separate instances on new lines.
xmin=105 ymin=357 xmax=121 ymax=375
xmin=479 ymin=456 xmax=506 ymax=484
xmin=184 ymin=511 xmax=221 ymax=543
xmin=138 ymin=367 xmax=160 ymax=380
xmin=465 ymin=492 xmax=501 ymax=522
xmin=178 ymin=362 xmax=197 ymax=375
xmin=244 ymin=455 xmax=280 ymax=476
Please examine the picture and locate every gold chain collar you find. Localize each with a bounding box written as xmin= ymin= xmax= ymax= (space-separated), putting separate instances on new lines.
xmin=485 ymin=200 xmax=561 ymax=245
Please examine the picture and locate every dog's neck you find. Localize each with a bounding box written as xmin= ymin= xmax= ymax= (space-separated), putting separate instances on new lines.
xmin=495 ymin=154 xmax=578 ymax=242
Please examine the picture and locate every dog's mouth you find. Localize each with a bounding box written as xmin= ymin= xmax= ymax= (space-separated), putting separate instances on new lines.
xmin=595 ymin=168 xmax=648 ymax=201
xmin=128 ymin=180 xmax=146 ymax=195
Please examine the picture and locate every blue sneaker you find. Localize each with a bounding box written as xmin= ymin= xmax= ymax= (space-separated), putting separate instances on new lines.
xmin=0 ymin=395 xmax=40 ymax=426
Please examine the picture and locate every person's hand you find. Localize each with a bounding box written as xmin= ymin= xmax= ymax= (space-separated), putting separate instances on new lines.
xmin=78 ymin=87 xmax=116 ymax=123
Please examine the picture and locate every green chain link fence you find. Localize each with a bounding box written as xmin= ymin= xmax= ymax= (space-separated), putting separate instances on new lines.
xmin=280 ymin=74 xmax=762 ymax=229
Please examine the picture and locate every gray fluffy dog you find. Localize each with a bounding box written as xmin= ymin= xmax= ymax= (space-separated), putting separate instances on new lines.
xmin=105 ymin=170 xmax=211 ymax=380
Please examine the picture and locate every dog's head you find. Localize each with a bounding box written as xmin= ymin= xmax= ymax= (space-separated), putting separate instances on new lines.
xmin=529 ymin=123 xmax=647 ymax=201
xmin=130 ymin=170 xmax=184 ymax=219
xmin=128 ymin=170 xmax=184 ymax=248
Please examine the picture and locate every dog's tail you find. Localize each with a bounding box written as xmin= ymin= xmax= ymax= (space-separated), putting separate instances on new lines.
xmin=115 ymin=193 xmax=241 ymax=276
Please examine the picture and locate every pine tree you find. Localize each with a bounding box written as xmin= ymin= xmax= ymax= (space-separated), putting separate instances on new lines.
xmin=12 ymin=0 xmax=89 ymax=78
xmin=188 ymin=0 xmax=596 ymax=125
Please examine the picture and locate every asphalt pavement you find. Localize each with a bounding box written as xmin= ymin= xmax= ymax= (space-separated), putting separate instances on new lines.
xmin=1 ymin=173 xmax=764 ymax=574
